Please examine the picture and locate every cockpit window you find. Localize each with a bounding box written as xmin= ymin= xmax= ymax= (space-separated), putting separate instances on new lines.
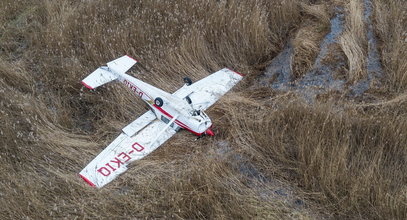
xmin=161 ymin=115 xmax=175 ymax=127
xmin=161 ymin=115 xmax=170 ymax=124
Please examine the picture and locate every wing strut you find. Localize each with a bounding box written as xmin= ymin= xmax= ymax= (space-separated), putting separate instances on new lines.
xmin=151 ymin=115 xmax=179 ymax=145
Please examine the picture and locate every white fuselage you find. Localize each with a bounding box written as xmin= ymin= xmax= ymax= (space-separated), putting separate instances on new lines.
xmin=110 ymin=69 xmax=212 ymax=136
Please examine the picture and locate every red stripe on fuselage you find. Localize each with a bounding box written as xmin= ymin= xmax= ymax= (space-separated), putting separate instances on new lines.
xmin=152 ymin=104 xmax=189 ymax=128
xmin=153 ymin=104 xmax=203 ymax=136
xmin=175 ymin=122 xmax=202 ymax=136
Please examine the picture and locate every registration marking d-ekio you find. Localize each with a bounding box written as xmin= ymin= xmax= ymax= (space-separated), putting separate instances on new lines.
xmin=97 ymin=142 xmax=145 ymax=177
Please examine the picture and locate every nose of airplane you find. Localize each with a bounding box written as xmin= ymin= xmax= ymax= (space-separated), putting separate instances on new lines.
xmin=205 ymin=128 xmax=215 ymax=136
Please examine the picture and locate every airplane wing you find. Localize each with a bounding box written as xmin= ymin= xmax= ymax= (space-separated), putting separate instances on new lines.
xmin=173 ymin=68 xmax=243 ymax=111
xmin=122 ymin=110 xmax=156 ymax=136
xmin=79 ymin=112 xmax=176 ymax=188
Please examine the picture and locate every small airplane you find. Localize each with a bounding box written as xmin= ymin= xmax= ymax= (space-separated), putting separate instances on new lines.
xmin=79 ymin=55 xmax=243 ymax=188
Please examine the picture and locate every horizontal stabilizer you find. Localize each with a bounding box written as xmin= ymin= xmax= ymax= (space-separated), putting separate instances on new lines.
xmin=107 ymin=55 xmax=138 ymax=74
xmin=82 ymin=67 xmax=118 ymax=89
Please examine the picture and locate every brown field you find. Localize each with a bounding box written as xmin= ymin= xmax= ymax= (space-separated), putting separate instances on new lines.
xmin=1 ymin=0 xmax=406 ymax=219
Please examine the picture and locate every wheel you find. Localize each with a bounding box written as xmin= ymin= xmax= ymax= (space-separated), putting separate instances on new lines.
xmin=154 ymin=97 xmax=164 ymax=107
xmin=185 ymin=96 xmax=192 ymax=104
xmin=183 ymin=77 xmax=192 ymax=86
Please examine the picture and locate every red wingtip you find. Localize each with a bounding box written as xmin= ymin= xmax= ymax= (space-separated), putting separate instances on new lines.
xmin=227 ymin=68 xmax=245 ymax=77
xmin=81 ymin=81 xmax=94 ymax=90
xmin=126 ymin=55 xmax=139 ymax=62
xmin=79 ymin=174 xmax=96 ymax=187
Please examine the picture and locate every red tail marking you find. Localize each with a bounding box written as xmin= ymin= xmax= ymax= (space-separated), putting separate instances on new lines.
xmin=126 ymin=55 xmax=139 ymax=62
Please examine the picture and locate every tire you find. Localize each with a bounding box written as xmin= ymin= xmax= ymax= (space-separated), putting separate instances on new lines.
xmin=154 ymin=97 xmax=164 ymax=107
xmin=183 ymin=77 xmax=192 ymax=86
xmin=185 ymin=96 xmax=192 ymax=104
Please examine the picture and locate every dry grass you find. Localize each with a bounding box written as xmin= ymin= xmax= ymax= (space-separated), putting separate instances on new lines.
xmin=340 ymin=0 xmax=368 ymax=82
xmin=374 ymin=0 xmax=407 ymax=92
xmin=223 ymin=95 xmax=407 ymax=219
xmin=292 ymin=2 xmax=331 ymax=78
xmin=1 ymin=0 xmax=407 ymax=219
xmin=292 ymin=25 xmax=324 ymax=79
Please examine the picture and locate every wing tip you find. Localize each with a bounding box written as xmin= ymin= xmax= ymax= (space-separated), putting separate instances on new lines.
xmin=126 ymin=55 xmax=139 ymax=63
xmin=227 ymin=68 xmax=245 ymax=77
xmin=81 ymin=81 xmax=94 ymax=90
xmin=79 ymin=174 xmax=96 ymax=187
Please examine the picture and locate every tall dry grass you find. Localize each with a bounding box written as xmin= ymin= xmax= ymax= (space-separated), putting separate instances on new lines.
xmin=0 ymin=0 xmax=314 ymax=219
xmin=222 ymin=95 xmax=407 ymax=219
xmin=340 ymin=0 xmax=367 ymax=82
xmin=374 ymin=0 xmax=407 ymax=93
xmin=292 ymin=2 xmax=331 ymax=78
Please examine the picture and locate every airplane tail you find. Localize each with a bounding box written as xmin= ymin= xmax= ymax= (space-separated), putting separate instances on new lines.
xmin=82 ymin=67 xmax=118 ymax=89
xmin=82 ymin=55 xmax=138 ymax=89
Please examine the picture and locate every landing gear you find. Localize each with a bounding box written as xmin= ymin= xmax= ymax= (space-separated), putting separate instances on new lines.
xmin=195 ymin=133 xmax=205 ymax=141
xmin=185 ymin=96 xmax=192 ymax=104
xmin=154 ymin=97 xmax=164 ymax=107
xmin=183 ymin=77 xmax=192 ymax=86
